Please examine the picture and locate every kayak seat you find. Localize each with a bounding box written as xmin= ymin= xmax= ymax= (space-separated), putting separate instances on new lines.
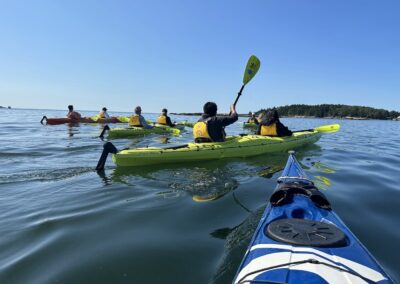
xmin=270 ymin=182 xmax=331 ymax=210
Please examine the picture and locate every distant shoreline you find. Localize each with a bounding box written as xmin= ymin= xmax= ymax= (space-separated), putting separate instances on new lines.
xmin=170 ymin=113 xmax=397 ymax=120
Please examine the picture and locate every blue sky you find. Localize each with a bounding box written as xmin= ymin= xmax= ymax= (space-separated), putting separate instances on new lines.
xmin=0 ymin=0 xmax=399 ymax=113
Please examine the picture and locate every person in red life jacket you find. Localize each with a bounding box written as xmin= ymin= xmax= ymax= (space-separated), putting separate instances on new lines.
xmin=256 ymin=108 xmax=292 ymax=137
xmin=193 ymin=102 xmax=238 ymax=142
xmin=247 ymin=112 xmax=259 ymax=124
xmin=129 ymin=106 xmax=153 ymax=129
xmin=157 ymin=108 xmax=175 ymax=127
xmin=67 ymin=105 xmax=82 ymax=120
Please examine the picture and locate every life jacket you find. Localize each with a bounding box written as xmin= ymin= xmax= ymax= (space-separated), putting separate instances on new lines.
xmin=68 ymin=111 xmax=81 ymax=120
xmin=193 ymin=118 xmax=212 ymax=142
xmin=99 ymin=112 xmax=106 ymax=119
xmin=248 ymin=119 xmax=256 ymax=124
xmin=129 ymin=115 xmax=142 ymax=127
xmin=157 ymin=115 xmax=167 ymax=125
xmin=260 ymin=123 xmax=278 ymax=136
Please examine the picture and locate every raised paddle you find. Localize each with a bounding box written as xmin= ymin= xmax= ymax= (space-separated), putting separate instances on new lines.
xmin=232 ymin=55 xmax=261 ymax=109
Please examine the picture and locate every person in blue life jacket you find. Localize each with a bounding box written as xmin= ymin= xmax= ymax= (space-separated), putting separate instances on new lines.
xmin=256 ymin=108 xmax=292 ymax=137
xmin=129 ymin=106 xmax=153 ymax=129
xmin=247 ymin=112 xmax=259 ymax=124
xmin=193 ymin=102 xmax=238 ymax=142
xmin=157 ymin=108 xmax=175 ymax=127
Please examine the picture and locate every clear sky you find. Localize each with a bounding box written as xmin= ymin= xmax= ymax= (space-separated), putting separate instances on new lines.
xmin=0 ymin=0 xmax=399 ymax=113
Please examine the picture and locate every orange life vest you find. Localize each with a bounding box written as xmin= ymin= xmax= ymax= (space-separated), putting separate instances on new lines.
xmin=260 ymin=123 xmax=278 ymax=136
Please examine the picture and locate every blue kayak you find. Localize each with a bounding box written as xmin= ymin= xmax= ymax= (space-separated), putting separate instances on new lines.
xmin=233 ymin=152 xmax=393 ymax=283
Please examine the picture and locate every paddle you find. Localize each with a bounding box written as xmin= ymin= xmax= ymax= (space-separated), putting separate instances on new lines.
xmin=293 ymin=124 xmax=340 ymax=134
xmin=232 ymin=55 xmax=261 ymax=110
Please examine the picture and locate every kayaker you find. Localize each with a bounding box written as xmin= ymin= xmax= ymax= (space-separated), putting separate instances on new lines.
xmin=193 ymin=102 xmax=238 ymax=142
xmin=247 ymin=112 xmax=259 ymax=124
xmin=157 ymin=108 xmax=175 ymax=127
xmin=256 ymin=108 xmax=292 ymax=137
xmin=99 ymin=107 xmax=110 ymax=119
xmin=67 ymin=105 xmax=82 ymax=120
xmin=129 ymin=106 xmax=153 ymax=129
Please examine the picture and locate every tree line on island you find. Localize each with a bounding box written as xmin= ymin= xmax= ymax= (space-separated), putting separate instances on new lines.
xmin=172 ymin=104 xmax=400 ymax=120
xmin=266 ymin=104 xmax=400 ymax=120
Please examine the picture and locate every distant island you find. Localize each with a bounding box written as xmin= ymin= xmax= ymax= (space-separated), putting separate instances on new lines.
xmin=172 ymin=104 xmax=400 ymax=120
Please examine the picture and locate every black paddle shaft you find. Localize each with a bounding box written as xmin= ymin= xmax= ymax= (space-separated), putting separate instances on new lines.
xmin=96 ymin=142 xmax=118 ymax=172
xmin=233 ymin=84 xmax=245 ymax=108
xmin=99 ymin=125 xmax=110 ymax=138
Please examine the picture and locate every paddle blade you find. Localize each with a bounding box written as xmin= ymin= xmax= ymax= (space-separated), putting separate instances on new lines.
xmin=243 ymin=55 xmax=261 ymax=85
xmin=314 ymin=124 xmax=340 ymax=133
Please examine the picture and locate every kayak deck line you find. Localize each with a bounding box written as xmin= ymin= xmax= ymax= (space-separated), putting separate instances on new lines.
xmin=120 ymin=132 xmax=317 ymax=153
xmin=233 ymin=151 xmax=394 ymax=283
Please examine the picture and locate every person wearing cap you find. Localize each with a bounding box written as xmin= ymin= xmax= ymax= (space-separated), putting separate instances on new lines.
xmin=99 ymin=107 xmax=110 ymax=119
xmin=129 ymin=106 xmax=153 ymax=129
xmin=193 ymin=102 xmax=238 ymax=142
xmin=247 ymin=112 xmax=259 ymax=124
xmin=157 ymin=108 xmax=175 ymax=127
xmin=67 ymin=105 xmax=82 ymax=120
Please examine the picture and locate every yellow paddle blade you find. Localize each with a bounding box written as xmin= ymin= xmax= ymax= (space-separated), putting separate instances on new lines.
xmin=314 ymin=124 xmax=340 ymax=133
xmin=243 ymin=55 xmax=261 ymax=85
xmin=90 ymin=115 xmax=99 ymax=122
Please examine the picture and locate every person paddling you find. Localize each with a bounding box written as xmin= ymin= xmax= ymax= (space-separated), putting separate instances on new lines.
xmin=99 ymin=107 xmax=110 ymax=119
xmin=247 ymin=112 xmax=259 ymax=124
xmin=193 ymin=102 xmax=238 ymax=142
xmin=129 ymin=106 xmax=153 ymax=129
xmin=256 ymin=108 xmax=292 ymax=137
xmin=157 ymin=108 xmax=175 ymax=127
xmin=67 ymin=105 xmax=82 ymax=120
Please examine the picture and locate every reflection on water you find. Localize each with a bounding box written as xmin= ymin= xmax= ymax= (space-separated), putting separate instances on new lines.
xmin=210 ymin=207 xmax=265 ymax=284
xmin=0 ymin=110 xmax=399 ymax=283
xmin=313 ymin=175 xmax=332 ymax=189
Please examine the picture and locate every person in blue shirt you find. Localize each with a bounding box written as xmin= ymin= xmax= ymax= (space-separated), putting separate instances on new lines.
xmin=129 ymin=106 xmax=153 ymax=129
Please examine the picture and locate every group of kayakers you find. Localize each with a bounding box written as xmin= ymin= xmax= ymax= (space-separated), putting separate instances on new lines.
xmin=66 ymin=102 xmax=292 ymax=141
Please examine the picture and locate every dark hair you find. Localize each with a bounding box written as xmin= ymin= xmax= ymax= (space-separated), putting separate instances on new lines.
xmin=68 ymin=105 xmax=73 ymax=111
xmin=162 ymin=108 xmax=167 ymax=114
xmin=102 ymin=107 xmax=107 ymax=111
xmin=203 ymin=102 xmax=217 ymax=116
xmin=265 ymin=108 xmax=280 ymax=126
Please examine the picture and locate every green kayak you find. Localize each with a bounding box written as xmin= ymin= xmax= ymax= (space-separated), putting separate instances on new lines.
xmin=176 ymin=121 xmax=195 ymax=128
xmin=112 ymin=124 xmax=340 ymax=167
xmin=108 ymin=126 xmax=181 ymax=138
xmin=242 ymin=122 xmax=258 ymax=129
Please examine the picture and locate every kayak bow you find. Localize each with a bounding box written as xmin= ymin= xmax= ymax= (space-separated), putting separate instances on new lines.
xmin=233 ymin=152 xmax=393 ymax=283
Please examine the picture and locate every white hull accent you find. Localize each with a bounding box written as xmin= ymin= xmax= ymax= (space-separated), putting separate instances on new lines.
xmin=234 ymin=244 xmax=387 ymax=284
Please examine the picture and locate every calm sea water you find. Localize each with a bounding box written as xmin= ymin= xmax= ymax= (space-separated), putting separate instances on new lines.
xmin=0 ymin=108 xmax=399 ymax=283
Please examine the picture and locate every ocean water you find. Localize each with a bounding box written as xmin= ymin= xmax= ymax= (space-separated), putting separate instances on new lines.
xmin=0 ymin=108 xmax=399 ymax=283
